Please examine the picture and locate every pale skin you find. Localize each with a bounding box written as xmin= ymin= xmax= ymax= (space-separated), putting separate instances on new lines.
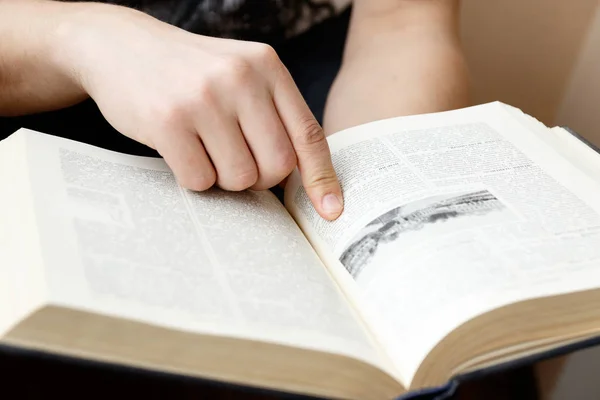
xmin=0 ymin=0 xmax=470 ymax=222
xmin=5 ymin=3 xmax=560 ymax=394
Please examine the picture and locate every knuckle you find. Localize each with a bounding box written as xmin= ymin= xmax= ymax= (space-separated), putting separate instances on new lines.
xmin=250 ymin=43 xmax=279 ymax=65
xmin=296 ymin=117 xmax=326 ymax=148
xmin=194 ymin=79 xmax=216 ymax=104
xmin=274 ymin=147 xmax=297 ymax=177
xmin=151 ymin=87 xmax=214 ymax=128
xmin=304 ymin=170 xmax=338 ymax=190
xmin=187 ymin=80 xmax=216 ymax=111
xmin=221 ymin=56 xmax=254 ymax=85
xmin=152 ymin=100 xmax=187 ymax=128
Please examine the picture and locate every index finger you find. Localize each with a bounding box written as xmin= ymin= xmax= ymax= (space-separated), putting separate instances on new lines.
xmin=271 ymin=67 xmax=343 ymax=221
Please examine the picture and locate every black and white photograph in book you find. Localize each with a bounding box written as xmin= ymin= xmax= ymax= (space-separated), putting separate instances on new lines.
xmin=339 ymin=190 xmax=510 ymax=279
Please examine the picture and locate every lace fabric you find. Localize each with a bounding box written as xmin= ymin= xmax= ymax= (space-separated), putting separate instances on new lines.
xmin=69 ymin=0 xmax=346 ymax=45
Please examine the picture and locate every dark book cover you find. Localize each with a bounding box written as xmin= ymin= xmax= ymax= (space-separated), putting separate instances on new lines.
xmin=562 ymin=126 xmax=600 ymax=155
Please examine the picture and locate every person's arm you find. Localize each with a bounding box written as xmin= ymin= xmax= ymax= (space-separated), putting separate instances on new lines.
xmin=323 ymin=0 xmax=470 ymax=134
xmin=0 ymin=0 xmax=343 ymax=220
xmin=0 ymin=0 xmax=88 ymax=115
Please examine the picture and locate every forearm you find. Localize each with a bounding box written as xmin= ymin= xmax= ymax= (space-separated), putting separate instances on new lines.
xmin=323 ymin=0 xmax=470 ymax=134
xmin=0 ymin=0 xmax=88 ymax=116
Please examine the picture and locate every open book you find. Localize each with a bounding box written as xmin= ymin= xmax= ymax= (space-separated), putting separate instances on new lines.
xmin=2 ymin=101 xmax=600 ymax=400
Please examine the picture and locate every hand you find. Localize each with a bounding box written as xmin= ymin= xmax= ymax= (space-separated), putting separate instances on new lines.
xmin=57 ymin=3 xmax=343 ymax=220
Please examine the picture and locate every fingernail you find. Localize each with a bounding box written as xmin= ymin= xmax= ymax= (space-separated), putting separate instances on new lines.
xmin=322 ymin=193 xmax=342 ymax=216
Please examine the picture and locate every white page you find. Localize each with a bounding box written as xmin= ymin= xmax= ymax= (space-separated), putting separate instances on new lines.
xmin=0 ymin=133 xmax=47 ymax=336
xmin=17 ymin=129 xmax=388 ymax=370
xmin=285 ymin=102 xmax=600 ymax=384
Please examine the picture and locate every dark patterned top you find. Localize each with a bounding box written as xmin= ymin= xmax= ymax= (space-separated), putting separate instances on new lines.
xmin=82 ymin=0 xmax=351 ymax=45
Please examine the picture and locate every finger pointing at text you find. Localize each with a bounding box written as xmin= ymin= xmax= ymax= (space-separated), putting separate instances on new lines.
xmin=59 ymin=4 xmax=343 ymax=220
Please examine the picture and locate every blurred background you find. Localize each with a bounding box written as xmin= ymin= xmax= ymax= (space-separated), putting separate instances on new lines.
xmin=460 ymin=1 xmax=600 ymax=398
xmin=460 ymin=0 xmax=600 ymax=146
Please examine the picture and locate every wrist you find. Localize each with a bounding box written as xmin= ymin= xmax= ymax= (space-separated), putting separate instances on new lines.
xmin=48 ymin=1 xmax=108 ymax=96
xmin=0 ymin=0 xmax=94 ymax=114
xmin=49 ymin=1 xmax=145 ymax=97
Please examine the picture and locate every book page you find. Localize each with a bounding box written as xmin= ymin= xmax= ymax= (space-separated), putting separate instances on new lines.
xmin=503 ymin=104 xmax=600 ymax=184
xmin=16 ymin=129 xmax=389 ymax=371
xmin=0 ymin=133 xmax=47 ymax=336
xmin=284 ymin=102 xmax=600 ymax=385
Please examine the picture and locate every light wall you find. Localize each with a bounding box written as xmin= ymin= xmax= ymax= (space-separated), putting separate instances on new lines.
xmin=459 ymin=0 xmax=598 ymax=128
xmin=556 ymin=4 xmax=600 ymax=146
